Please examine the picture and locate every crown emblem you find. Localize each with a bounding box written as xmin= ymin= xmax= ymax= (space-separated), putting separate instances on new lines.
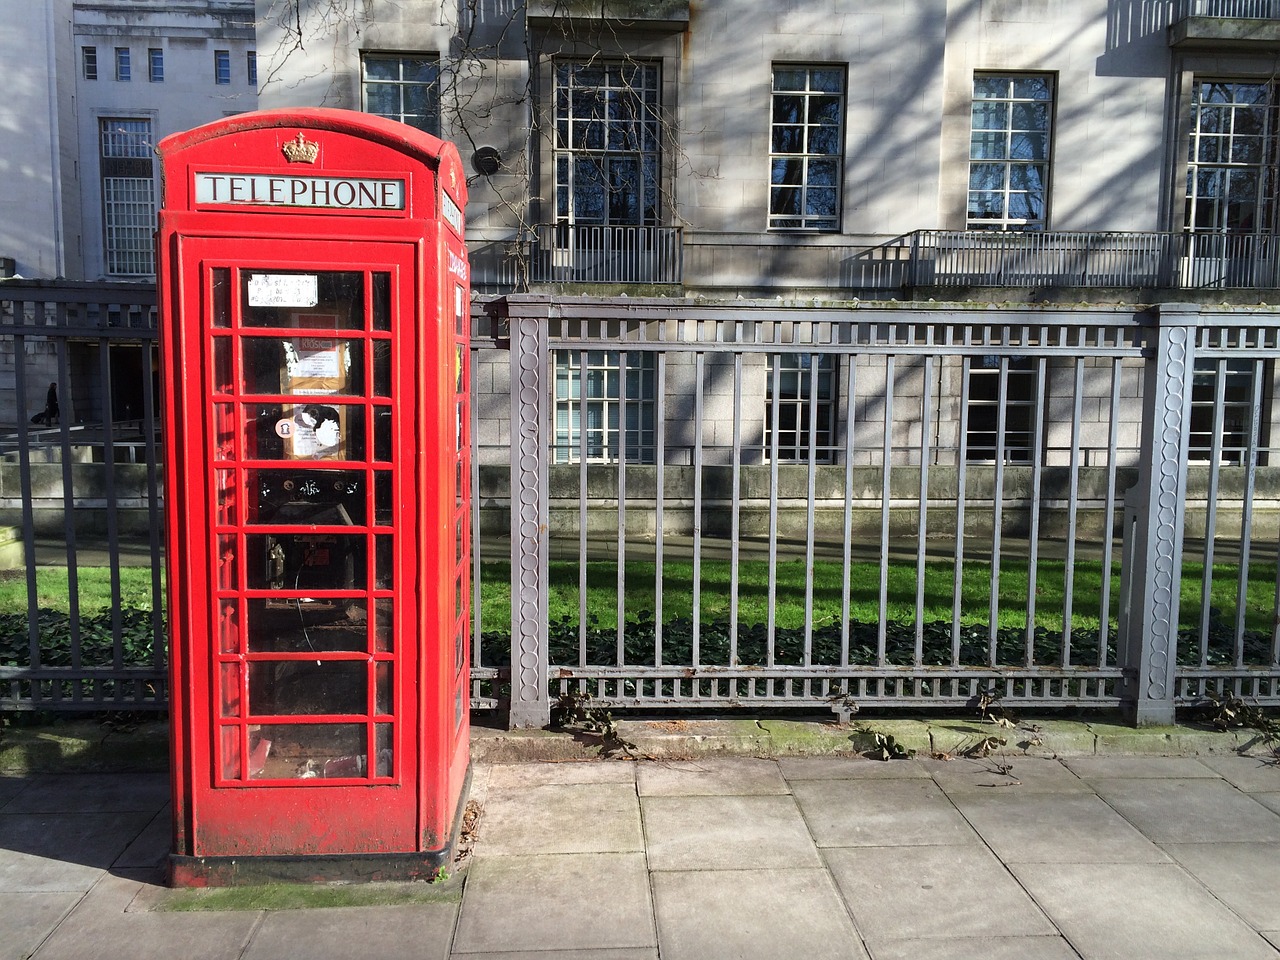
xmin=282 ymin=132 xmax=319 ymax=163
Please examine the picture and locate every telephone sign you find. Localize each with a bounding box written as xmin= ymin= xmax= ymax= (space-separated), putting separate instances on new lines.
xmin=157 ymin=109 xmax=471 ymax=885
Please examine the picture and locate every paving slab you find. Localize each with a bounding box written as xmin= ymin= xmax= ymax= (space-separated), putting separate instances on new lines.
xmin=30 ymin=872 xmax=259 ymax=960
xmin=1266 ymin=932 xmax=1280 ymax=952
xmin=452 ymin=853 xmax=654 ymax=954
xmin=114 ymin=807 xmax=173 ymax=869
xmin=1010 ymin=861 xmax=1278 ymax=960
xmin=824 ymin=845 xmax=1055 ymax=941
xmin=1160 ymin=842 xmax=1280 ymax=930
xmin=1195 ymin=754 xmax=1280 ymax=793
xmin=451 ymin=952 xmax=657 ymax=960
xmin=243 ymin=903 xmax=458 ymax=960
xmin=3 ymin=774 xmax=170 ymax=814
xmin=792 ymin=778 xmax=979 ymax=847
xmin=0 ymin=892 xmax=81 ymax=960
xmin=925 ymin=757 xmax=1089 ymax=795
xmin=1090 ymin=778 xmax=1280 ymax=843
xmin=950 ymin=791 xmax=1169 ymax=864
xmin=777 ymin=757 xmax=930 ymax=780
xmin=1064 ymin=756 xmax=1221 ymax=779
xmin=0 ymin=811 xmax=154 ymax=892
xmin=652 ymin=868 xmax=867 ymax=960
xmin=0 ymin=776 xmax=28 ymax=810
xmin=476 ymin=782 xmax=642 ymax=855
xmin=485 ymin=761 xmax=637 ymax=789
xmin=635 ymin=758 xmax=787 ymax=796
xmin=865 ymin=935 xmax=1082 ymax=960
xmin=641 ymin=794 xmax=822 ymax=871
xmin=1254 ymin=792 xmax=1280 ymax=816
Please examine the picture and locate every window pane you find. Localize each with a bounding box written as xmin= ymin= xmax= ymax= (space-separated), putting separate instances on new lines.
xmin=969 ymin=75 xmax=1053 ymax=229
xmin=769 ymin=64 xmax=845 ymax=231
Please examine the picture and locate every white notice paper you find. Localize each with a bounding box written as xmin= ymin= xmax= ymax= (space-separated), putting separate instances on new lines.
xmin=247 ymin=274 xmax=319 ymax=308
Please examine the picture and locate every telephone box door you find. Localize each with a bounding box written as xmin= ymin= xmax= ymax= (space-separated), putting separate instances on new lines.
xmin=176 ymin=237 xmax=422 ymax=855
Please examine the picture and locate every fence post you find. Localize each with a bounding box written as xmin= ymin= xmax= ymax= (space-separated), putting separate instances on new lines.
xmin=1119 ymin=302 xmax=1200 ymax=725
xmin=507 ymin=300 xmax=551 ymax=728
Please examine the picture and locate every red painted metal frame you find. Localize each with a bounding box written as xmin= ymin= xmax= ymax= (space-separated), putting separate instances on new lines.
xmin=157 ymin=109 xmax=470 ymax=884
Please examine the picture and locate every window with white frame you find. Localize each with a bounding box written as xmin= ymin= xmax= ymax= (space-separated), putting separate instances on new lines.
xmin=1189 ymin=358 xmax=1262 ymax=464
xmin=554 ymin=60 xmax=661 ymax=229
xmin=247 ymin=50 xmax=257 ymax=87
xmin=214 ymin=49 xmax=230 ymax=85
xmin=82 ymin=46 xmax=97 ymax=80
xmin=769 ymin=64 xmax=844 ymax=231
xmin=1186 ymin=80 xmax=1279 ymax=234
xmin=964 ymin=356 xmax=1037 ymax=462
xmin=99 ymin=118 xmax=155 ymax=277
xmin=149 ymin=49 xmax=163 ymax=83
xmin=362 ymin=55 xmax=439 ymax=134
xmin=968 ymin=74 xmax=1053 ymax=230
xmin=115 ymin=47 xmax=130 ymax=82
xmin=764 ymin=354 xmax=837 ymax=462
xmin=552 ymin=350 xmax=656 ymax=464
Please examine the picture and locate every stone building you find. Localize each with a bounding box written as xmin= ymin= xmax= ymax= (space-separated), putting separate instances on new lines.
xmin=246 ymin=0 xmax=1280 ymax=507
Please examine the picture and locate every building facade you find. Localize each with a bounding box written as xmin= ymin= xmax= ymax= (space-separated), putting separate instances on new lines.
xmin=0 ymin=0 xmax=257 ymax=282
xmin=248 ymin=0 xmax=1280 ymax=481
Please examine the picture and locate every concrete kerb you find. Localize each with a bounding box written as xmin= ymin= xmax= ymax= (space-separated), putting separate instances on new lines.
xmin=0 ymin=716 xmax=1273 ymax=776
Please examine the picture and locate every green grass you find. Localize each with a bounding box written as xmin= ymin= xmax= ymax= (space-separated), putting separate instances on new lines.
xmin=3 ymin=556 xmax=1276 ymax=670
xmin=0 ymin=567 xmax=161 ymax=614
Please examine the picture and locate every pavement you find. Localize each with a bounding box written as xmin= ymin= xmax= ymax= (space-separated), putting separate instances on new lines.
xmin=3 ymin=720 xmax=1280 ymax=959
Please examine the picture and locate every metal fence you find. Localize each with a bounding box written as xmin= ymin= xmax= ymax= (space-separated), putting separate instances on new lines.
xmin=529 ymin=224 xmax=683 ymax=285
xmin=0 ymin=280 xmax=166 ymax=710
xmin=5 ymin=281 xmax=1280 ymax=726
xmin=498 ymin=295 xmax=1280 ymax=726
xmin=1176 ymin=0 xmax=1280 ymax=17
xmin=909 ymin=230 xmax=1280 ymax=290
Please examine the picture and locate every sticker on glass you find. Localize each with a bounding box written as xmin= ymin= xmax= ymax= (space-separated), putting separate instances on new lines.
xmin=247 ymin=274 xmax=319 ymax=308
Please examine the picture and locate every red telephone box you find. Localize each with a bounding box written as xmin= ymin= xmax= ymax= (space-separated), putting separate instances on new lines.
xmin=156 ymin=109 xmax=471 ymax=885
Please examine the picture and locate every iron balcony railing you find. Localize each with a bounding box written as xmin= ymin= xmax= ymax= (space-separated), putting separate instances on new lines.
xmin=529 ymin=223 xmax=683 ymax=285
xmin=909 ymin=230 xmax=1280 ymax=290
xmin=1174 ymin=0 xmax=1280 ymax=18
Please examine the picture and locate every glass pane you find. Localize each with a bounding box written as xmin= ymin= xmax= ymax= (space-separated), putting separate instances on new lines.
xmin=246 ymin=403 xmax=367 ymax=462
xmin=376 ymin=724 xmax=393 ymax=776
xmin=218 ymin=601 xmax=239 ymax=654
xmin=249 ymin=660 xmax=367 ymax=715
xmin=971 ymin=101 xmax=1007 ymax=131
xmin=1011 ymin=102 xmax=1050 ymax=132
xmin=973 ymin=76 xmax=1009 ymax=99
xmin=376 ymin=662 xmax=393 ymax=714
xmin=218 ymin=534 xmax=237 ymax=590
xmin=772 ymin=67 xmax=807 ymax=91
xmin=375 ymin=471 xmax=393 ymax=525
xmin=242 ymin=271 xmax=364 ymax=329
xmin=220 ymin=663 xmax=241 ymax=717
xmin=211 ymin=267 xmax=231 ymax=328
xmin=971 ymin=132 xmax=1007 ymax=160
xmin=1013 ymin=76 xmax=1052 ymax=100
xmin=246 ymin=533 xmax=370 ymax=590
xmin=374 ymin=407 xmax=392 ymax=461
xmin=374 ymin=599 xmax=393 ymax=652
xmin=375 ymin=534 xmax=393 ymax=590
xmin=246 ymin=596 xmax=368 ymax=653
xmin=248 ymin=723 xmax=365 ymax=779
xmin=250 ymin=468 xmax=365 ymax=525
xmin=371 ymin=272 xmax=390 ymax=331
xmin=215 ymin=470 xmax=237 ymax=525
xmin=364 ymin=58 xmax=397 ymax=80
xmin=242 ymin=337 xmax=365 ymax=397
xmin=221 ymin=726 xmax=241 ymax=780
xmin=364 ymin=84 xmax=398 ymax=116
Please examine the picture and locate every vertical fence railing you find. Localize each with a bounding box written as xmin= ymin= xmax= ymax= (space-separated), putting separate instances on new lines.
xmin=0 ymin=281 xmax=166 ymax=711
xmin=910 ymin=231 xmax=1280 ymax=290
xmin=9 ymin=285 xmax=1280 ymax=722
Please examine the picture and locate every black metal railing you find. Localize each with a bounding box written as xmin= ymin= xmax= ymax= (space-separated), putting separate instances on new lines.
xmin=1174 ymin=0 xmax=1280 ymax=18
xmin=529 ymin=223 xmax=683 ymax=285
xmin=908 ymin=230 xmax=1280 ymax=289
